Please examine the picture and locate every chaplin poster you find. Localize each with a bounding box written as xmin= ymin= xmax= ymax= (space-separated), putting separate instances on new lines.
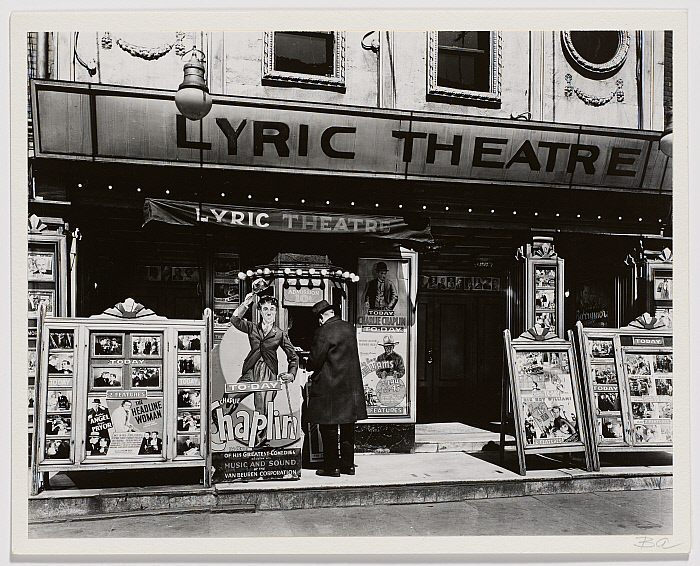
xmin=210 ymin=320 xmax=302 ymax=482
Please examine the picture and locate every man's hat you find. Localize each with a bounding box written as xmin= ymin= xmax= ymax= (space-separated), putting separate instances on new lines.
xmin=379 ymin=335 xmax=399 ymax=346
xmin=375 ymin=261 xmax=388 ymax=272
xmin=311 ymin=300 xmax=334 ymax=316
xmin=93 ymin=398 xmax=101 ymax=403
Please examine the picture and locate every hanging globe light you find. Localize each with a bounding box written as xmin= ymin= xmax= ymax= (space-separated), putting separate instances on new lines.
xmin=175 ymin=50 xmax=212 ymax=121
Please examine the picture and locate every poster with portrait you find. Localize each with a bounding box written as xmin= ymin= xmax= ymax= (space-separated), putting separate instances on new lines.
xmin=86 ymin=394 xmax=165 ymax=458
xmin=356 ymin=258 xmax=411 ymax=419
xmin=575 ymin=278 xmax=613 ymax=328
xmin=624 ymin=352 xmax=673 ymax=444
xmin=28 ymin=290 xmax=54 ymax=316
xmin=209 ymin=323 xmax=302 ymax=482
xmin=653 ymin=276 xmax=673 ymax=301
xmin=28 ymin=251 xmax=55 ymax=282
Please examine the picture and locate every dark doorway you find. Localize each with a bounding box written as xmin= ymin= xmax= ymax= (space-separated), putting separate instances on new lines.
xmin=417 ymin=293 xmax=505 ymax=426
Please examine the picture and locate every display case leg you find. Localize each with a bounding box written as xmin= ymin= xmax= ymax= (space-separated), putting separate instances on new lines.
xmin=42 ymin=471 xmax=51 ymax=490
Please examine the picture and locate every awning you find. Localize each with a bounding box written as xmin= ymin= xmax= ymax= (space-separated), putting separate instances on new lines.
xmin=143 ymin=199 xmax=433 ymax=242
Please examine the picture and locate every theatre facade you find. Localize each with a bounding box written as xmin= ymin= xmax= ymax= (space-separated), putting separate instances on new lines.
xmin=27 ymin=30 xmax=672 ymax=456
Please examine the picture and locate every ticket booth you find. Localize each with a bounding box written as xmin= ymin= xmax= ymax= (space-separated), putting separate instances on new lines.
xmin=30 ymin=299 xmax=210 ymax=494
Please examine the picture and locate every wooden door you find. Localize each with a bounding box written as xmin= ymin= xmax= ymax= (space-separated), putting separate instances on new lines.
xmin=417 ymin=294 xmax=505 ymax=425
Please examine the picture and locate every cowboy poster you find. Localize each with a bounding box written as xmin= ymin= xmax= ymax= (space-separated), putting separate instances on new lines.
xmin=356 ymin=258 xmax=410 ymax=419
xmin=210 ymin=314 xmax=303 ymax=482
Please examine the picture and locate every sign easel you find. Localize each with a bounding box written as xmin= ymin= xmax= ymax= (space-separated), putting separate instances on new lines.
xmin=501 ymin=326 xmax=593 ymax=475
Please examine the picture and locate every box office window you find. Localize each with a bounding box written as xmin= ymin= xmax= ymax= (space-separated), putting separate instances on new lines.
xmin=428 ymin=31 xmax=501 ymax=104
xmin=263 ymin=31 xmax=346 ymax=89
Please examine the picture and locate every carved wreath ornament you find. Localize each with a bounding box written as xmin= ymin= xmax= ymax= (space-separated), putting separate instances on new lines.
xmin=102 ymin=32 xmax=188 ymax=61
xmin=565 ymin=74 xmax=624 ymax=107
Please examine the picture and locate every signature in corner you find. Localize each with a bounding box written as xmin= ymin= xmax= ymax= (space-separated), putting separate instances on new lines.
xmin=634 ymin=536 xmax=682 ymax=550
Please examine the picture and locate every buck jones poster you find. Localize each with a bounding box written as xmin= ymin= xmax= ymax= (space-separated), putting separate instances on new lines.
xmin=210 ymin=324 xmax=302 ymax=482
xmin=356 ymin=258 xmax=410 ymax=419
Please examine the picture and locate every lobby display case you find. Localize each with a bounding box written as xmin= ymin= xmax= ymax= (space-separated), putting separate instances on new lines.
xmin=30 ymin=299 xmax=210 ymax=494
xmin=576 ymin=315 xmax=673 ymax=470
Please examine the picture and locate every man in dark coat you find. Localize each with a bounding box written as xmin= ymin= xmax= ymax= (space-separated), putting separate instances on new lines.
xmin=307 ymin=300 xmax=368 ymax=477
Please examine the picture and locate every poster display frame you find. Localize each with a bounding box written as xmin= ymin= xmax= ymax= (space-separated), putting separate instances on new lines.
xmin=355 ymin=249 xmax=418 ymax=424
xmin=525 ymin=256 xmax=565 ymax=339
xmin=31 ymin=303 xmax=210 ymax=494
xmin=502 ymin=327 xmax=593 ymax=476
xmin=575 ymin=317 xmax=673 ymax=471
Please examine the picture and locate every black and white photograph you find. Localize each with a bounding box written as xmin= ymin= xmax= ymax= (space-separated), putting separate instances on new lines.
xmin=11 ymin=7 xmax=688 ymax=562
xmin=177 ymin=354 xmax=201 ymax=374
xmin=91 ymin=367 xmax=123 ymax=388
xmin=177 ymin=410 xmax=201 ymax=432
xmin=27 ymin=251 xmax=55 ymax=281
xmin=593 ymin=363 xmax=617 ymax=384
xmin=92 ymin=334 xmax=124 ymax=357
xmin=177 ymin=435 xmax=201 ymax=457
xmin=45 ymin=414 xmax=72 ymax=436
xmin=131 ymin=334 xmax=162 ymax=357
xmin=46 ymin=389 xmax=72 ymax=411
xmin=629 ymin=376 xmax=653 ymax=397
xmin=177 ymin=333 xmax=201 ymax=351
xmin=47 ymin=352 xmax=73 ymax=374
xmin=27 ymin=290 xmax=54 ymax=315
xmin=131 ymin=366 xmax=162 ymax=388
xmin=49 ymin=330 xmax=74 ymax=349
xmin=214 ymin=281 xmax=240 ymax=303
xmin=590 ymin=339 xmax=615 ymax=358
xmin=177 ymin=388 xmax=201 ymax=409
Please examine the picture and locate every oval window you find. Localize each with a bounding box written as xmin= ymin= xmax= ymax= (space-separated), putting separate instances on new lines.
xmin=562 ymin=31 xmax=630 ymax=77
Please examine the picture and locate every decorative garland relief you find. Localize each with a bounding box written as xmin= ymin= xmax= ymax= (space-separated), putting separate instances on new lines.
xmin=565 ymin=74 xmax=624 ymax=107
xmin=101 ymin=32 xmax=190 ymax=61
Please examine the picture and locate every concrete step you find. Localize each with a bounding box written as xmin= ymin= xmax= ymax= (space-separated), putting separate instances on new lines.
xmin=414 ymin=421 xmax=513 ymax=453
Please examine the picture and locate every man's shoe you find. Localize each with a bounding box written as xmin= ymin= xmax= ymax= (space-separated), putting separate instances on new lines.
xmin=340 ymin=466 xmax=356 ymax=475
xmin=316 ymin=468 xmax=341 ymax=477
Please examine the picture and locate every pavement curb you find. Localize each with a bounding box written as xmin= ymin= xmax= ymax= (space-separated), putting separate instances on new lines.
xmin=29 ymin=469 xmax=672 ymax=523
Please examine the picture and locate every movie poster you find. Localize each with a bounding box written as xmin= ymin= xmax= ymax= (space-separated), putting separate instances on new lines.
xmin=210 ymin=324 xmax=302 ymax=482
xmin=86 ymin=394 xmax=165 ymax=458
xmin=356 ymin=258 xmax=410 ymax=419
xmin=514 ymin=350 xmax=582 ymax=446
xmin=575 ymin=278 xmax=613 ymax=328
xmin=587 ymin=339 xmax=626 ymax=444
xmin=624 ymin=353 xmax=673 ymax=444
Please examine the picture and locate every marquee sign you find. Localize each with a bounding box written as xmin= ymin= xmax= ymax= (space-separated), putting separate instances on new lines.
xmin=143 ymin=198 xmax=433 ymax=241
xmin=31 ymin=80 xmax=670 ymax=193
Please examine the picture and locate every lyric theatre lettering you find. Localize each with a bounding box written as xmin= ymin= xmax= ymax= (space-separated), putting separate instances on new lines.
xmin=178 ymin=115 xmax=642 ymax=178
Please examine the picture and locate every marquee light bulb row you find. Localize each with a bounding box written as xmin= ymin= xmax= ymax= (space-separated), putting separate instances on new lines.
xmin=237 ymin=267 xmax=360 ymax=283
xmin=82 ymin=182 xmax=662 ymax=224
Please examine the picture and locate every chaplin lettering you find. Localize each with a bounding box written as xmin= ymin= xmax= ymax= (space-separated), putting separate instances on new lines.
xmin=177 ymin=115 xmax=642 ymax=177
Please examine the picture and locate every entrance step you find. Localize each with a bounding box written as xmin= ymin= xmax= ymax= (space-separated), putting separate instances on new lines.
xmin=414 ymin=422 xmax=513 ymax=453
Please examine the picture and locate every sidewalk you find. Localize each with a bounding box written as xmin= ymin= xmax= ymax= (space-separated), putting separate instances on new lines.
xmin=29 ymin=448 xmax=673 ymax=523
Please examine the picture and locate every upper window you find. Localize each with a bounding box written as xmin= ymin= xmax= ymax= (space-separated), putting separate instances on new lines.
xmin=263 ymin=31 xmax=345 ymax=89
xmin=561 ymin=31 xmax=630 ymax=78
xmin=428 ymin=31 xmax=501 ymax=104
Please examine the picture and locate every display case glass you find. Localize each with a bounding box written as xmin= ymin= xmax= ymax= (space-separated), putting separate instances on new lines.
xmin=31 ymin=302 xmax=210 ymax=494
xmin=575 ymin=317 xmax=672 ymax=470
